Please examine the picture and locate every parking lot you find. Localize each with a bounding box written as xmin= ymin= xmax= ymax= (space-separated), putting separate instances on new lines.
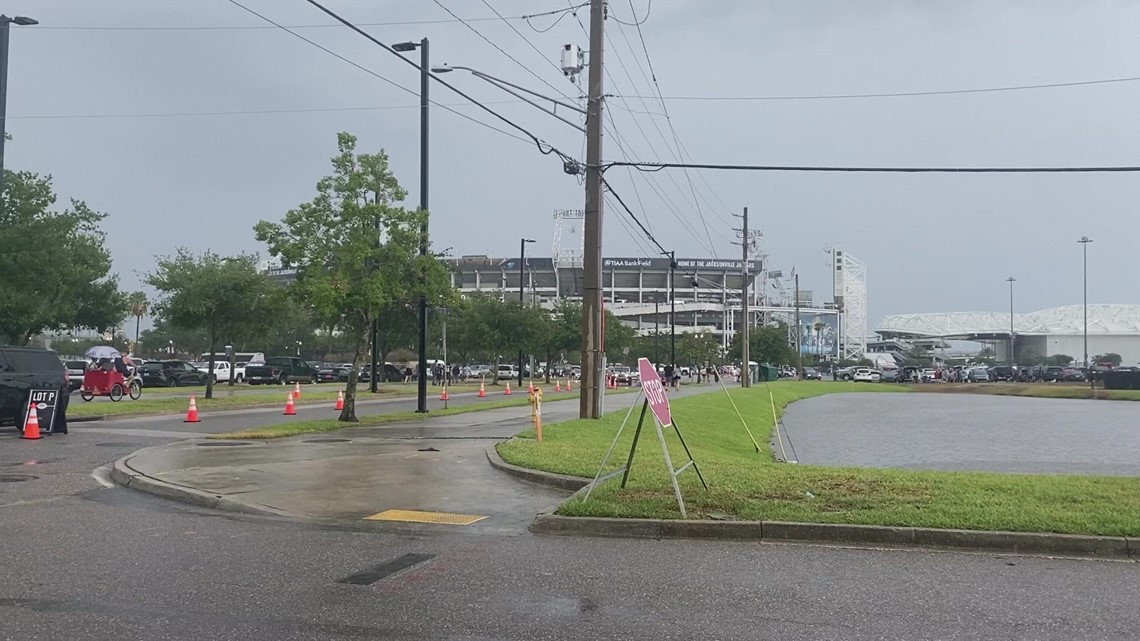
xmin=780 ymin=392 xmax=1140 ymax=476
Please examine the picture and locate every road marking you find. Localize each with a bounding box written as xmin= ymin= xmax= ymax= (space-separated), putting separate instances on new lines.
xmin=363 ymin=509 xmax=488 ymax=525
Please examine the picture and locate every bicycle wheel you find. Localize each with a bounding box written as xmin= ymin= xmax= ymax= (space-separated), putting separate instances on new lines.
xmin=129 ymin=380 xmax=143 ymax=400
xmin=109 ymin=384 xmax=124 ymax=402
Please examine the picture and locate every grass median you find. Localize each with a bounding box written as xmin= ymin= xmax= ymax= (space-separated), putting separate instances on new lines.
xmin=213 ymin=385 xmax=639 ymax=440
xmin=906 ymin=382 xmax=1140 ymax=401
xmin=68 ymin=383 xmax=485 ymax=418
xmin=497 ymin=381 xmax=1140 ymax=536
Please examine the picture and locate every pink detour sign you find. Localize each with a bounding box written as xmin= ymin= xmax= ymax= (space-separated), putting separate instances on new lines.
xmin=638 ymin=357 xmax=672 ymax=427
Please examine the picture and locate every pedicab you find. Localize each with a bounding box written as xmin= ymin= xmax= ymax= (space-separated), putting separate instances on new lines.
xmin=79 ymin=346 xmax=143 ymax=402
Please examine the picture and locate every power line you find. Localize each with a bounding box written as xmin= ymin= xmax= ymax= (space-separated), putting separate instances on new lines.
xmin=605 ymin=160 xmax=1140 ymax=173
xmin=612 ymin=75 xmax=1140 ymax=102
xmin=480 ymin=0 xmax=580 ymax=100
xmin=10 ymin=101 xmax=521 ymax=120
xmin=224 ymin=0 xmax=532 ymax=145
xmin=609 ymin=0 xmax=652 ymax=27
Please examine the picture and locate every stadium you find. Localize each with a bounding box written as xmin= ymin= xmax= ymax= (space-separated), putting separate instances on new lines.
xmin=877 ymin=304 xmax=1140 ymax=366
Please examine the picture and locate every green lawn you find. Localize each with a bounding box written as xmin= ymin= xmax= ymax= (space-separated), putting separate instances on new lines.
xmin=908 ymin=382 xmax=1140 ymax=401
xmin=69 ymin=383 xmax=485 ymax=418
xmin=497 ymin=381 xmax=1140 ymax=536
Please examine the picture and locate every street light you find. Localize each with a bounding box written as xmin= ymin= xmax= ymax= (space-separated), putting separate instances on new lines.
xmin=0 ymin=15 xmax=38 ymax=195
xmin=519 ymin=238 xmax=536 ymax=387
xmin=1006 ymin=276 xmax=1016 ymax=367
xmin=432 ymin=64 xmax=586 ymax=132
xmin=393 ymin=38 xmax=431 ymax=411
xmin=1079 ymin=236 xmax=1093 ymax=387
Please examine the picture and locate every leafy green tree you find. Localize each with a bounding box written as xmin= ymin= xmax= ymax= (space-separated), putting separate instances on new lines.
xmin=727 ymin=323 xmax=795 ymax=366
xmin=602 ymin=309 xmax=636 ymax=362
xmin=0 ymin=170 xmax=127 ymax=344
xmin=677 ymin=330 xmax=723 ymax=368
xmin=974 ymin=347 xmax=997 ymax=366
xmin=1045 ymin=354 xmax=1073 ymax=366
xmin=254 ymin=133 xmax=451 ymax=419
xmin=138 ymin=318 xmax=206 ymax=358
xmin=127 ymin=291 xmax=149 ymax=352
xmin=1093 ymin=353 xmax=1123 ymax=367
xmin=148 ymin=251 xmax=280 ymax=398
xmin=1015 ymin=345 xmax=1045 ymax=366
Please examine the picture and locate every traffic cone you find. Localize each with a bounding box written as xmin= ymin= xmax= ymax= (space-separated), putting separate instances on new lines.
xmin=555 ymin=381 xmax=561 ymax=392
xmin=284 ymin=393 xmax=297 ymax=416
xmin=567 ymin=378 xmax=572 ymax=391
xmin=478 ymin=382 xmax=487 ymax=398
xmin=440 ymin=387 xmax=449 ymax=401
xmin=183 ymin=395 xmax=201 ymax=423
xmin=334 ymin=390 xmax=344 ymax=411
xmin=505 ymin=382 xmax=512 ymax=396
xmin=294 ymin=382 xmax=302 ymax=400
xmin=21 ymin=402 xmax=42 ymax=440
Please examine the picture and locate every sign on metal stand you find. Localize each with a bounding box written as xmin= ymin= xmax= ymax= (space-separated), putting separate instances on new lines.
xmin=583 ymin=358 xmax=707 ymax=517
xmin=23 ymin=389 xmax=59 ymax=434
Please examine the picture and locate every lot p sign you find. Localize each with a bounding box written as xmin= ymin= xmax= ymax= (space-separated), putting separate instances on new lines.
xmin=24 ymin=389 xmax=59 ymax=434
xmin=638 ymin=357 xmax=672 ymax=427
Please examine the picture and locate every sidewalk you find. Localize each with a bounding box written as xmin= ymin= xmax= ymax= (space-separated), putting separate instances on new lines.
xmin=111 ymin=384 xmax=722 ymax=531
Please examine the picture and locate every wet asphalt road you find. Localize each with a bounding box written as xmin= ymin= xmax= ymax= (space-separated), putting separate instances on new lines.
xmin=1 ymin=391 xmax=1138 ymax=639
xmin=781 ymin=392 xmax=1140 ymax=475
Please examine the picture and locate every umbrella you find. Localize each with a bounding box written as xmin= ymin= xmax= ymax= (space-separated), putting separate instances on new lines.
xmin=85 ymin=345 xmax=121 ymax=361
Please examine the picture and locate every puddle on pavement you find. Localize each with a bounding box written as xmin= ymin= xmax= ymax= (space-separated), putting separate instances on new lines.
xmin=302 ymin=438 xmax=351 ymax=444
xmin=196 ymin=441 xmax=255 ymax=447
xmin=0 ymin=474 xmax=38 ymax=483
xmin=95 ymin=442 xmax=145 ymax=448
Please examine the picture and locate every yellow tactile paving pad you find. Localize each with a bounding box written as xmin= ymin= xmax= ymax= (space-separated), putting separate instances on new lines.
xmin=363 ymin=509 xmax=488 ymax=525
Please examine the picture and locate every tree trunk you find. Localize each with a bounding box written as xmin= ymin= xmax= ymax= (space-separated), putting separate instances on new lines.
xmin=205 ymin=331 xmax=217 ymax=399
xmin=340 ymin=335 xmax=366 ymax=422
xmin=492 ymin=354 xmax=501 ymax=386
xmin=544 ymin=350 xmax=552 ymax=384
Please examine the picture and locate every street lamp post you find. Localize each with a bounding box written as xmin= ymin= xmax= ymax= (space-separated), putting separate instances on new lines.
xmin=519 ymin=238 xmax=535 ymax=387
xmin=0 ymin=15 xmax=38 ymax=195
xmin=1079 ymin=236 xmax=1093 ymax=388
xmin=393 ymin=38 xmax=431 ymax=412
xmin=669 ymin=251 xmax=677 ymax=386
xmin=1006 ymin=277 xmax=1016 ymax=367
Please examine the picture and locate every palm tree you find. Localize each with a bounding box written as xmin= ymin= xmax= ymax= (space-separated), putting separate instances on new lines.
xmin=128 ymin=292 xmax=149 ymax=353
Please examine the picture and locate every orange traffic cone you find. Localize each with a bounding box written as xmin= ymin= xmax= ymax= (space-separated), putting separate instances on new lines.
xmin=555 ymin=381 xmax=561 ymax=392
xmin=294 ymin=382 xmax=302 ymax=400
xmin=440 ymin=387 xmax=449 ymax=401
xmin=284 ymin=393 xmax=297 ymax=416
xmin=567 ymin=378 xmax=572 ymax=391
xmin=478 ymin=382 xmax=487 ymax=398
xmin=184 ymin=395 xmax=201 ymax=423
xmin=334 ymin=390 xmax=344 ymax=411
xmin=505 ymin=382 xmax=512 ymax=396
xmin=21 ymin=402 xmax=42 ymax=440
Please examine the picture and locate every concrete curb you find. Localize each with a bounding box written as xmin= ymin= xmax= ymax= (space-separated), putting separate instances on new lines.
xmin=487 ymin=445 xmax=1137 ymax=560
xmin=485 ymin=444 xmax=590 ymax=491
xmin=529 ymin=514 xmax=1136 ymax=559
xmin=110 ymin=446 xmax=296 ymax=518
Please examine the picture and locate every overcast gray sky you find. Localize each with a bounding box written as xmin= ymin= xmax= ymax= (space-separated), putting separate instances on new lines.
xmin=9 ymin=1 xmax=1140 ymax=326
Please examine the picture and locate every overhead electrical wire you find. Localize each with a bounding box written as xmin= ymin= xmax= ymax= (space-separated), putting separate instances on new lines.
xmin=10 ymin=101 xmax=522 ymax=120
xmin=608 ymin=0 xmax=652 ymax=27
xmin=604 ymin=160 xmax=1140 ymax=173
xmin=224 ymin=0 xmax=534 ymax=146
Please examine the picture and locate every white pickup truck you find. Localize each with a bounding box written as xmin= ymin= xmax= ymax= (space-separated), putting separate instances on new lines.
xmin=198 ymin=361 xmax=246 ymax=384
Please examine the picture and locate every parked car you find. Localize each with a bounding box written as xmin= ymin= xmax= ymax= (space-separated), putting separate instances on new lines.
xmin=468 ymin=364 xmax=492 ymax=379
xmin=139 ymin=360 xmax=210 ymax=387
xmin=245 ymin=356 xmax=318 ymax=385
xmin=1043 ymin=366 xmax=1066 ymax=382
xmin=197 ymin=360 xmax=246 ymax=384
xmin=316 ymin=367 xmax=350 ymax=383
xmin=967 ymin=367 xmax=991 ymax=382
xmin=988 ymin=366 xmax=1015 ymax=382
xmin=852 ymin=367 xmax=882 ymax=383
xmin=802 ymin=367 xmax=822 ymax=380
xmin=496 ymin=364 xmax=517 ymax=381
xmin=1062 ymin=367 xmax=1087 ymax=382
xmin=1 ymin=346 xmax=69 ymax=432
xmin=613 ymin=365 xmax=637 ymax=385
xmin=358 ymin=363 xmax=404 ymax=383
xmin=879 ymin=368 xmax=899 ymax=382
xmin=63 ymin=359 xmax=87 ymax=392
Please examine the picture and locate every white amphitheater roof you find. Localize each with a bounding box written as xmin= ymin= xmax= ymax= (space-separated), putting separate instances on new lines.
xmin=877 ymin=305 xmax=1140 ymax=338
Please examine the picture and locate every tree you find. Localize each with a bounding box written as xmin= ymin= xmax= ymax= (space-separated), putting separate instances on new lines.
xmin=677 ymin=330 xmax=723 ymax=368
xmin=1046 ymin=354 xmax=1073 ymax=366
xmin=1015 ymin=345 xmax=1045 ymax=366
xmin=128 ymin=291 xmax=149 ymax=352
xmin=1093 ymin=353 xmax=1123 ymax=367
xmin=602 ymin=309 xmax=636 ymax=362
xmin=974 ymin=347 xmax=997 ymax=366
xmin=138 ymin=318 xmax=208 ymax=359
xmin=727 ymin=323 xmax=795 ymax=366
xmin=533 ymin=301 xmax=581 ymax=382
xmin=0 ymin=170 xmax=127 ymax=344
xmin=459 ymin=293 xmax=537 ymax=385
xmin=148 ymin=250 xmax=280 ymax=398
xmin=254 ymin=133 xmax=451 ymax=419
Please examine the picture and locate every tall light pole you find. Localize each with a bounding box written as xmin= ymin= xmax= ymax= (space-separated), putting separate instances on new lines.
xmin=519 ymin=238 xmax=535 ymax=387
xmin=1006 ymin=276 xmax=1016 ymax=366
xmin=392 ymin=38 xmax=431 ymax=412
xmin=668 ymin=251 xmax=677 ymax=380
xmin=1079 ymin=236 xmax=1093 ymax=387
xmin=0 ymin=15 xmax=38 ymax=195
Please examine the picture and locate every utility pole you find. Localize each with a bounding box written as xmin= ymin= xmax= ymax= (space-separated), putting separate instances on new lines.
xmin=0 ymin=15 xmax=38 ymax=197
xmin=416 ymin=38 xmax=430 ymax=412
xmin=794 ymin=273 xmax=803 ymax=376
xmin=519 ymin=238 xmax=535 ymax=388
xmin=1007 ymin=276 xmax=1016 ymax=366
xmin=1079 ymin=236 xmax=1093 ymax=388
xmin=654 ymin=300 xmax=660 ymax=365
xmin=579 ymin=0 xmax=606 ymax=419
xmin=669 ymin=250 xmax=677 ymax=378
xmin=734 ymin=207 xmax=751 ymax=387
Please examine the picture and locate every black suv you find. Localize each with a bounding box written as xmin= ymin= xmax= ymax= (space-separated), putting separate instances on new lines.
xmin=139 ymin=360 xmax=209 ymax=387
xmin=0 ymin=345 xmax=69 ymax=433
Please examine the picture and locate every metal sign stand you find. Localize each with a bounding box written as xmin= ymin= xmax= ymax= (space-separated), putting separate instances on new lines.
xmin=583 ymin=390 xmax=708 ymax=518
